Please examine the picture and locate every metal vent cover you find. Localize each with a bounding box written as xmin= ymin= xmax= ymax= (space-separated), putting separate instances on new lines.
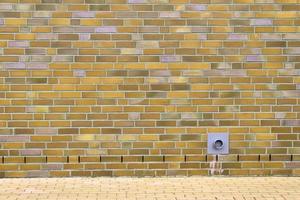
xmin=207 ymin=133 xmax=229 ymax=155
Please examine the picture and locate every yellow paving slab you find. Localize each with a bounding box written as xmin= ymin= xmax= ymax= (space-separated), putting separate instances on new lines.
xmin=0 ymin=177 xmax=300 ymax=200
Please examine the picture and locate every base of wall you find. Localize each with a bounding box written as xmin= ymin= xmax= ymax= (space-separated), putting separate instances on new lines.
xmin=1 ymin=154 xmax=299 ymax=178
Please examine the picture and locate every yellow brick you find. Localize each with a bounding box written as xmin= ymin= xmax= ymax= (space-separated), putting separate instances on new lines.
xmin=80 ymin=19 xmax=101 ymax=26
xmin=49 ymin=18 xmax=70 ymax=25
xmin=5 ymin=19 xmax=27 ymax=25
xmin=15 ymin=34 xmax=35 ymax=40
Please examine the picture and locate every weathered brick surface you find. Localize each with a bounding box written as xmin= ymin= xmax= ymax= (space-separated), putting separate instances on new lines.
xmin=0 ymin=0 xmax=299 ymax=177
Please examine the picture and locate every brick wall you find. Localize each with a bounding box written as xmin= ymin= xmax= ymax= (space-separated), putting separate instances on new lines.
xmin=0 ymin=0 xmax=300 ymax=177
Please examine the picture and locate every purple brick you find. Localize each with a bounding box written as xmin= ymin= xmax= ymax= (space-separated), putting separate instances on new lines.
xmin=5 ymin=63 xmax=26 ymax=70
xmin=161 ymin=56 xmax=181 ymax=63
xmin=128 ymin=113 xmax=139 ymax=120
xmin=250 ymin=19 xmax=272 ymax=26
xmin=73 ymin=11 xmax=95 ymax=18
xmin=20 ymin=27 xmax=30 ymax=33
xmin=260 ymin=33 xmax=281 ymax=40
xmin=53 ymin=27 xmax=73 ymax=33
xmin=52 ymin=56 xmax=73 ymax=62
xmin=0 ymin=19 xmax=3 ymax=25
xmin=159 ymin=12 xmax=180 ymax=18
xmin=150 ymin=70 xmax=171 ymax=77
xmin=199 ymin=34 xmax=207 ymax=40
xmin=0 ymin=136 xmax=30 ymax=142
xmin=35 ymin=128 xmax=57 ymax=135
xmin=246 ymin=55 xmax=264 ymax=62
xmin=138 ymin=12 xmax=157 ymax=18
xmin=73 ymin=69 xmax=86 ymax=77
xmin=275 ymin=113 xmax=286 ymax=119
xmin=286 ymin=163 xmax=300 ymax=168
xmin=25 ymin=107 xmax=34 ymax=113
xmin=79 ymin=34 xmax=90 ymax=40
xmin=203 ymin=70 xmax=223 ymax=76
xmin=226 ymin=70 xmax=247 ymax=76
xmin=21 ymin=150 xmax=41 ymax=156
xmin=148 ymin=77 xmax=167 ymax=83
xmin=285 ymin=47 xmax=300 ymax=54
xmin=186 ymin=4 xmax=207 ymax=11
xmin=42 ymin=164 xmax=63 ymax=170
xmin=75 ymin=27 xmax=95 ymax=33
xmin=36 ymin=33 xmax=57 ymax=40
xmin=0 ymin=136 xmax=7 ymax=142
xmin=203 ymin=69 xmax=246 ymax=77
xmin=282 ymin=120 xmax=300 ymax=126
xmin=95 ymin=26 xmax=117 ymax=33
xmin=284 ymin=34 xmax=300 ymax=40
xmin=228 ymin=34 xmax=248 ymax=40
xmin=19 ymin=56 xmax=29 ymax=62
xmin=0 ymin=4 xmax=13 ymax=10
xmin=27 ymin=63 xmax=48 ymax=70
xmin=8 ymin=41 xmax=29 ymax=47
xmin=128 ymin=0 xmax=146 ymax=3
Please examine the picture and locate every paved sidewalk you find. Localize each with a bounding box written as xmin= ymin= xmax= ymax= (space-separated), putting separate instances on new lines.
xmin=0 ymin=177 xmax=299 ymax=200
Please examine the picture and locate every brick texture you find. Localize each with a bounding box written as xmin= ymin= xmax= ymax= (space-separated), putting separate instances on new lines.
xmin=0 ymin=0 xmax=300 ymax=177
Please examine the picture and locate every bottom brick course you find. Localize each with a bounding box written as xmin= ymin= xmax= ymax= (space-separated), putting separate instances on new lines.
xmin=1 ymin=154 xmax=300 ymax=177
